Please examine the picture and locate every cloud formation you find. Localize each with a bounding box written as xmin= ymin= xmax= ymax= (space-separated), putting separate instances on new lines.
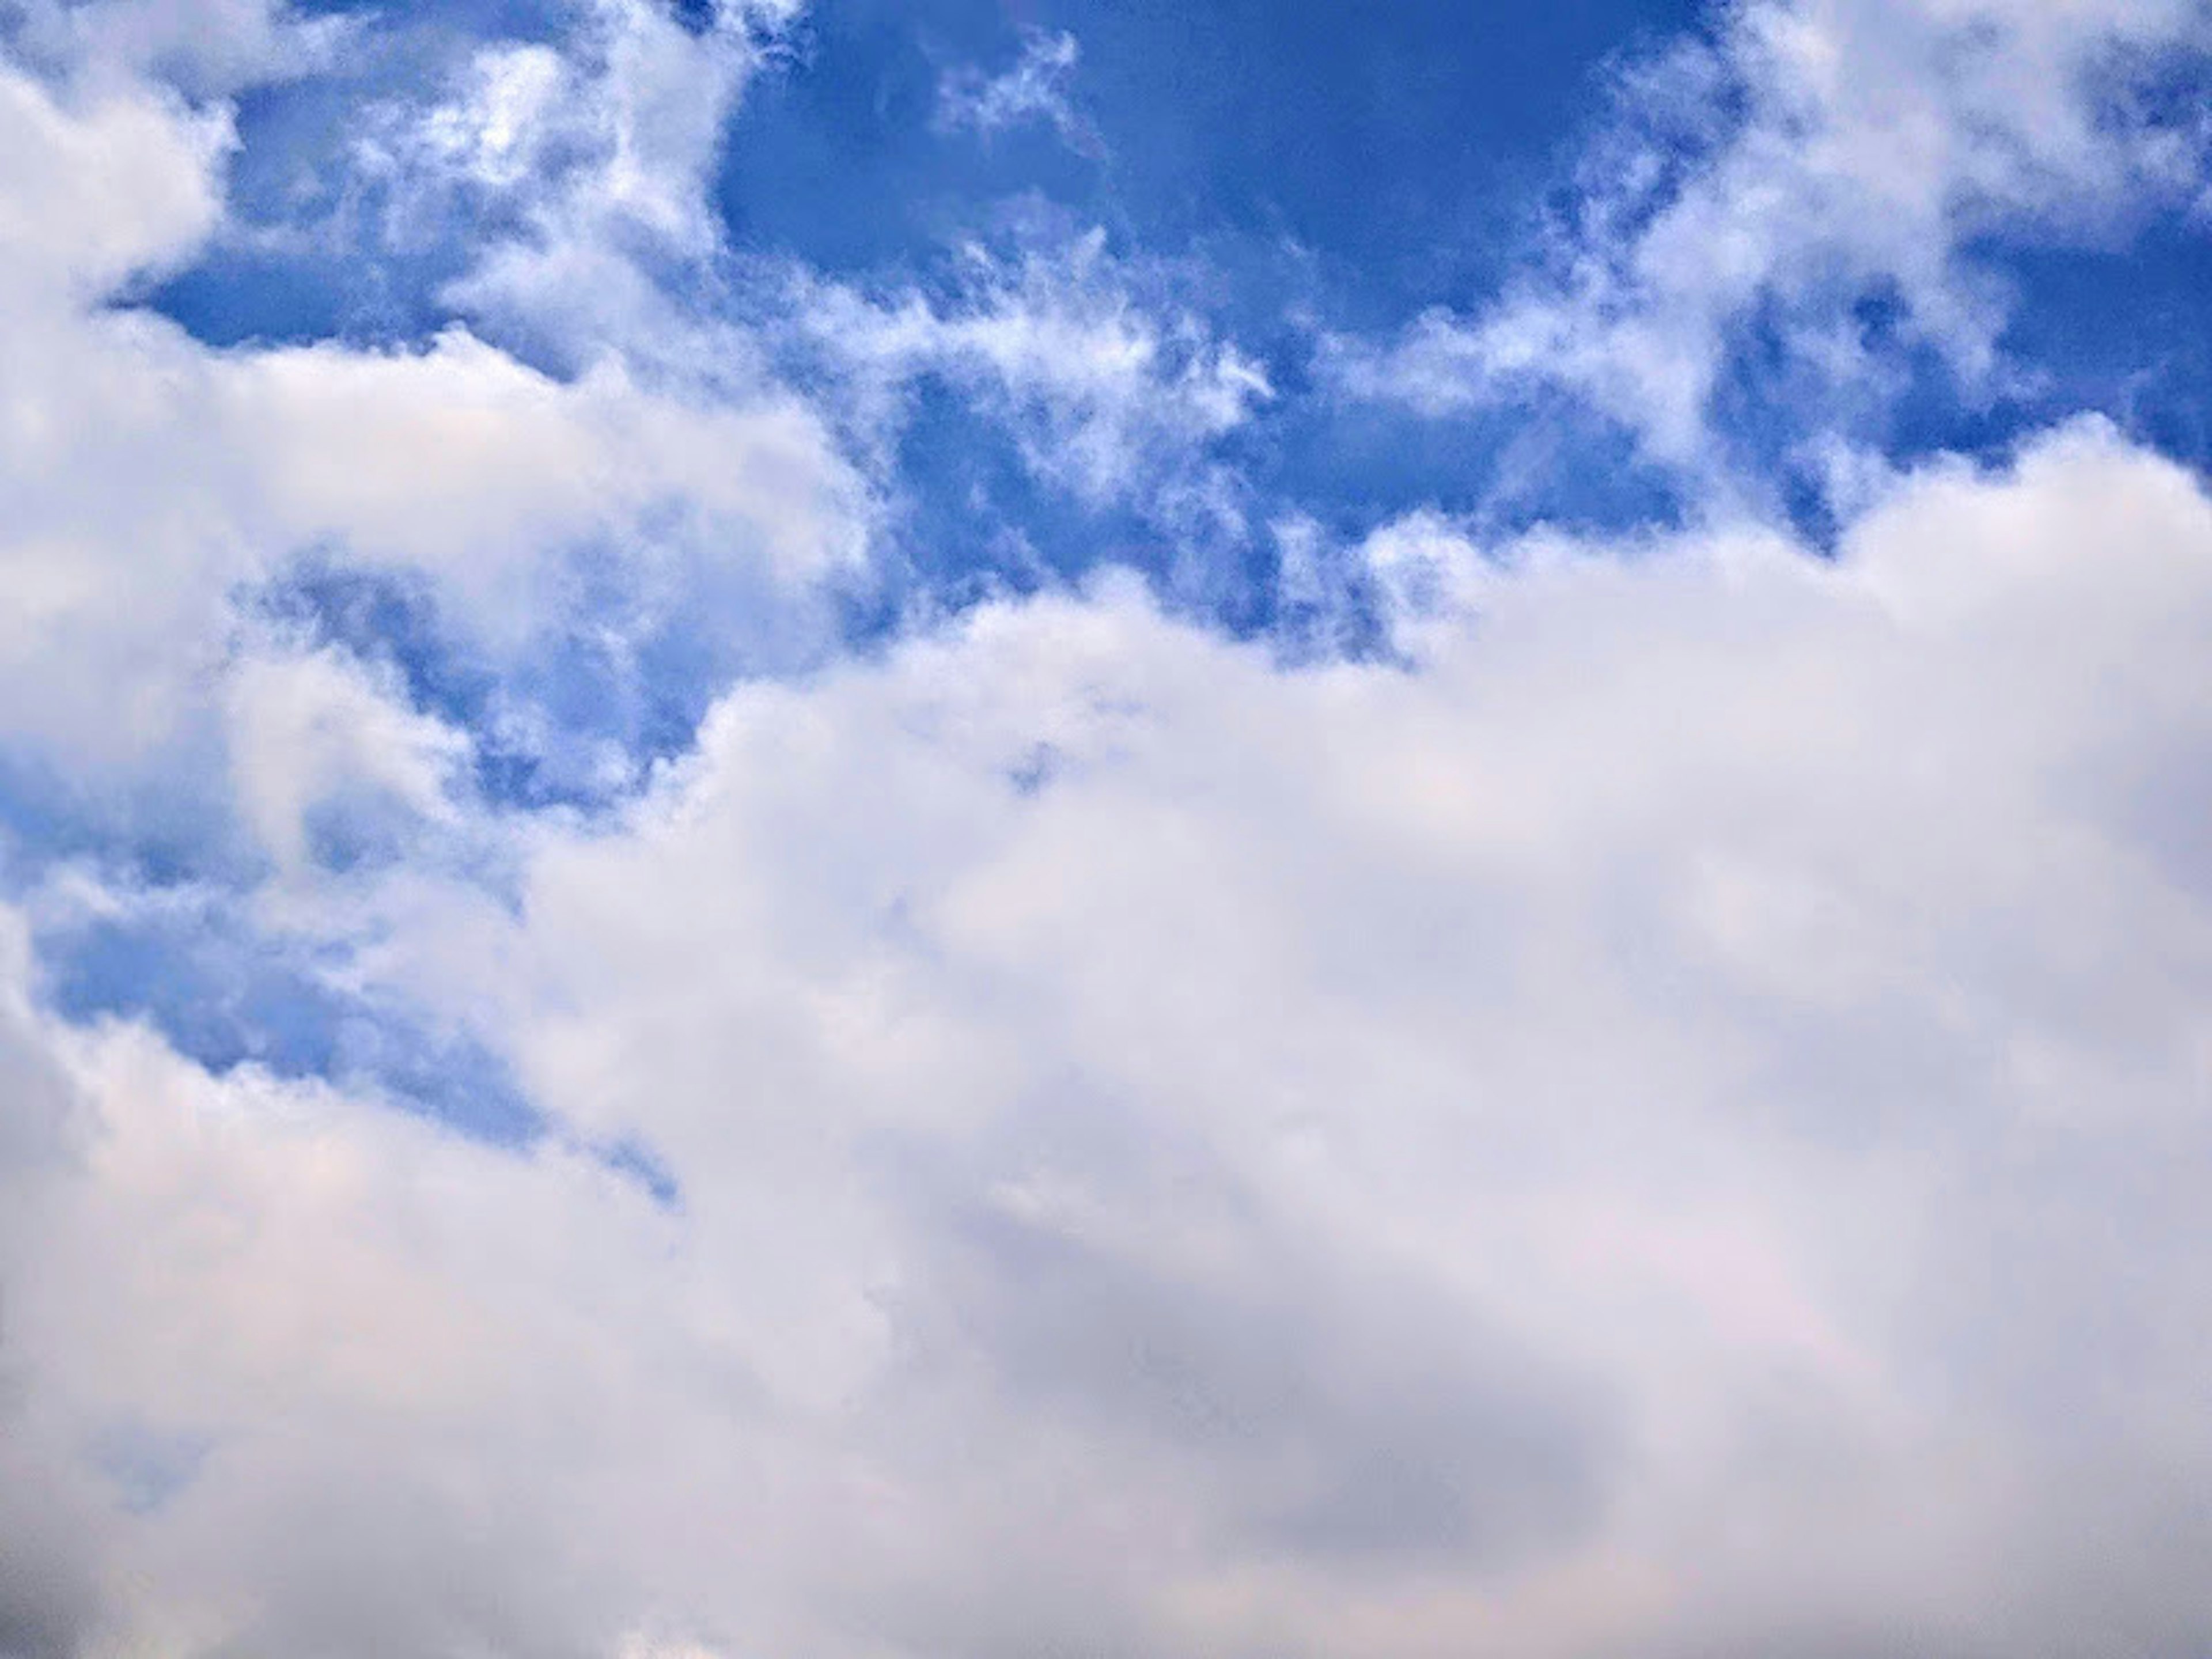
xmin=1331 ymin=0 xmax=2212 ymax=482
xmin=786 ymin=225 xmax=1270 ymax=524
xmin=1 ymin=1 xmax=2210 ymax=1656
xmin=0 ymin=36 xmax=862 ymax=801
xmin=935 ymin=29 xmax=1100 ymax=158
xmin=7 ymin=419 xmax=2212 ymax=1656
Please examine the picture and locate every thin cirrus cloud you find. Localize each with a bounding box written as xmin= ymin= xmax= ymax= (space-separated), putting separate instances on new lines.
xmin=934 ymin=28 xmax=1103 ymax=158
xmin=1 ymin=1 xmax=2210 ymax=1657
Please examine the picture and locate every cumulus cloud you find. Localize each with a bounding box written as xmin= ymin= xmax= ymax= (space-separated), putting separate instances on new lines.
xmin=222 ymin=646 xmax=469 ymax=876
xmin=5 ymin=421 xmax=2209 ymax=1656
xmin=3 ymin=0 xmax=2211 ymax=1655
xmin=0 ymin=37 xmax=863 ymax=802
xmin=3 ymin=0 xmax=350 ymax=99
xmin=0 ymin=59 xmax=228 ymax=304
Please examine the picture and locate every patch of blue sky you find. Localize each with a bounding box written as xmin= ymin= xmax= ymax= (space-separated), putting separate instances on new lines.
xmin=139 ymin=248 xmax=434 ymax=351
xmin=1975 ymin=226 xmax=2212 ymax=474
xmin=121 ymin=4 xmax=528 ymax=344
xmin=83 ymin=1419 xmax=215 ymax=1518
xmin=249 ymin=551 xmax=781 ymax=815
xmin=866 ymin=376 xmax=1077 ymax=604
xmin=851 ymin=375 xmax=1343 ymax=646
xmin=716 ymin=4 xmax=1104 ymax=277
xmin=1699 ymin=218 xmax=2212 ymax=547
xmin=1247 ymin=372 xmax=1691 ymax=541
xmin=37 ymin=889 xmax=541 ymax=1146
xmin=723 ymin=0 xmax=1703 ymax=303
xmin=142 ymin=2 xmax=1714 ymax=454
xmin=249 ymin=558 xmax=593 ymax=816
xmin=594 ymin=1134 xmax=683 ymax=1207
xmin=255 ymin=557 xmax=496 ymax=731
xmin=0 ymin=755 xmax=255 ymax=898
xmin=717 ymin=0 xmax=1722 ymax=546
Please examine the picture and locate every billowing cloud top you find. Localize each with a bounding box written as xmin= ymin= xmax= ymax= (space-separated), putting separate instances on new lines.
xmin=1 ymin=2 xmax=2210 ymax=1656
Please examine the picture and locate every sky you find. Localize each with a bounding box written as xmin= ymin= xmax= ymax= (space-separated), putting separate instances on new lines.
xmin=1 ymin=0 xmax=2210 ymax=1654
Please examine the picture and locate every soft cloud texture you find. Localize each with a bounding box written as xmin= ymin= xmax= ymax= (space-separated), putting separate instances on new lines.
xmin=1332 ymin=0 xmax=2212 ymax=476
xmin=787 ymin=226 xmax=1270 ymax=529
xmin=0 ymin=40 xmax=863 ymax=795
xmin=3 ymin=0 xmax=348 ymax=98
xmin=7 ymin=421 xmax=2212 ymax=1657
xmin=935 ymin=29 xmax=1100 ymax=158
xmin=356 ymin=0 xmax=790 ymax=359
xmin=3 ymin=0 xmax=2211 ymax=1654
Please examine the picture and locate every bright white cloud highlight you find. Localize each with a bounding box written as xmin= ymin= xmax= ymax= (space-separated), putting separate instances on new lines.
xmin=357 ymin=0 xmax=801 ymax=366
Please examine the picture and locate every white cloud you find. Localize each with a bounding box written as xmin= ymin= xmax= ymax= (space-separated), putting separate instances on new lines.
xmin=354 ymin=0 xmax=802 ymax=370
xmin=5 ymin=0 xmax=351 ymax=99
xmin=935 ymin=29 xmax=1101 ymax=158
xmin=1331 ymin=0 xmax=2212 ymax=472
xmin=0 ymin=46 xmax=865 ymax=792
xmin=790 ymin=226 xmax=1271 ymax=520
xmin=6 ymin=420 xmax=2210 ymax=1656
xmin=223 ymin=646 xmax=469 ymax=876
xmin=3 ymin=3 xmax=2210 ymax=1655
xmin=0 ymin=62 xmax=228 ymax=305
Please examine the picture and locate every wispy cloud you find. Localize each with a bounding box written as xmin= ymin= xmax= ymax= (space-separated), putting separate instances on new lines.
xmin=935 ymin=28 xmax=1103 ymax=158
xmin=782 ymin=223 xmax=1270 ymax=524
xmin=1327 ymin=0 xmax=2212 ymax=493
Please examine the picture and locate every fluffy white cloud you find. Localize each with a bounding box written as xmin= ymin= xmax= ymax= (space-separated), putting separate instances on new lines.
xmin=1332 ymin=0 xmax=2212 ymax=469
xmin=6 ymin=419 xmax=2209 ymax=1657
xmin=0 ymin=60 xmax=228 ymax=305
xmin=355 ymin=0 xmax=802 ymax=370
xmin=0 ymin=41 xmax=863 ymax=794
xmin=3 ymin=2 xmax=2210 ymax=1655
xmin=222 ymin=646 xmax=469 ymax=875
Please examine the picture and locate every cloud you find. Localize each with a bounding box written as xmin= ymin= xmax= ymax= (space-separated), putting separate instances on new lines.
xmin=935 ymin=29 xmax=1101 ymax=158
xmin=5 ymin=420 xmax=2209 ymax=1656
xmin=2 ymin=1 xmax=2211 ymax=1654
xmin=0 ymin=59 xmax=229 ymax=304
xmin=351 ymin=0 xmax=802 ymax=369
xmin=785 ymin=225 xmax=1270 ymax=522
xmin=0 ymin=40 xmax=865 ymax=802
xmin=3 ymin=0 xmax=351 ymax=99
xmin=222 ymin=645 xmax=469 ymax=876
xmin=1328 ymin=0 xmax=2212 ymax=477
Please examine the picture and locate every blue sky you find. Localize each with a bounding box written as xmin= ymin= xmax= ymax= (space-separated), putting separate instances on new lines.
xmin=3 ymin=1 xmax=2212 ymax=1654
